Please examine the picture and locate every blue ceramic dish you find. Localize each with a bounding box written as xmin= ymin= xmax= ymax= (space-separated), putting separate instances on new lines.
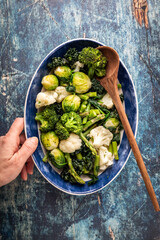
xmin=24 ymin=38 xmax=138 ymax=195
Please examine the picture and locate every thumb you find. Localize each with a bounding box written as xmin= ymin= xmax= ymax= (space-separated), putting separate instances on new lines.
xmin=18 ymin=137 xmax=38 ymax=164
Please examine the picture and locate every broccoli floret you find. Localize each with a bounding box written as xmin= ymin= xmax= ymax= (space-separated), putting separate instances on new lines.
xmin=90 ymin=78 xmax=106 ymax=95
xmin=42 ymin=104 xmax=58 ymax=119
xmin=64 ymin=48 xmax=79 ymax=66
xmin=47 ymin=57 xmax=68 ymax=69
xmin=78 ymin=47 xmax=107 ymax=79
xmin=35 ymin=113 xmax=51 ymax=132
xmin=61 ymin=112 xmax=83 ymax=134
xmin=35 ymin=104 xmax=59 ymax=132
xmin=55 ymin=122 xmax=70 ymax=140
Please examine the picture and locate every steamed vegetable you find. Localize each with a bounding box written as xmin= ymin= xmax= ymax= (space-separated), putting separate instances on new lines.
xmin=66 ymin=85 xmax=76 ymax=93
xmin=59 ymin=133 xmax=82 ymax=153
xmin=88 ymin=98 xmax=110 ymax=115
xmin=41 ymin=75 xmax=59 ymax=90
xmin=89 ymin=109 xmax=100 ymax=119
xmin=98 ymin=146 xmax=114 ymax=170
xmin=72 ymin=61 xmax=84 ymax=72
xmin=35 ymin=104 xmax=59 ymax=132
xmin=78 ymin=47 xmax=107 ymax=79
xmin=55 ymin=122 xmax=70 ymax=140
xmin=90 ymin=78 xmax=106 ymax=95
xmin=62 ymin=95 xmax=81 ymax=112
xmin=49 ymin=148 xmax=66 ymax=168
xmin=61 ymin=112 xmax=83 ymax=134
xmin=104 ymin=118 xmax=120 ymax=129
xmin=54 ymin=102 xmax=64 ymax=116
xmin=79 ymin=101 xmax=87 ymax=113
xmin=79 ymin=92 xmax=97 ymax=100
xmin=83 ymin=114 xmax=105 ymax=131
xmin=112 ymin=141 xmax=119 ymax=160
xmin=79 ymin=132 xmax=97 ymax=156
xmin=72 ymin=72 xmax=92 ymax=93
xmin=89 ymin=126 xmax=113 ymax=149
xmin=54 ymin=66 xmax=72 ymax=85
xmin=47 ymin=57 xmax=67 ymax=69
xmin=41 ymin=131 xmax=59 ymax=150
xmin=100 ymin=93 xmax=114 ymax=109
xmin=64 ymin=48 xmax=79 ymax=66
xmin=93 ymin=155 xmax=100 ymax=176
xmin=55 ymin=86 xmax=71 ymax=103
xmin=35 ymin=91 xmax=58 ymax=109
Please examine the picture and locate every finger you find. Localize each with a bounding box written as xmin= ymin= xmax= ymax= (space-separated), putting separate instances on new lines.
xmin=20 ymin=133 xmax=26 ymax=145
xmin=6 ymin=118 xmax=24 ymax=139
xmin=21 ymin=165 xmax=28 ymax=181
xmin=17 ymin=137 xmax=38 ymax=167
xmin=26 ymin=157 xmax=34 ymax=175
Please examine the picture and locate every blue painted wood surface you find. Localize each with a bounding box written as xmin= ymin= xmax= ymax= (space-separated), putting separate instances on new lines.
xmin=0 ymin=0 xmax=160 ymax=239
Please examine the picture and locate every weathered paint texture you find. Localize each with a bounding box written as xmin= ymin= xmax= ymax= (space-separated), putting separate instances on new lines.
xmin=0 ymin=0 xmax=160 ymax=239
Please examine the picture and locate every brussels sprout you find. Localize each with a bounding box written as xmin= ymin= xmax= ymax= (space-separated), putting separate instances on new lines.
xmin=104 ymin=118 xmax=120 ymax=129
xmin=54 ymin=66 xmax=72 ymax=80
xmin=72 ymin=72 xmax=92 ymax=93
xmin=41 ymin=131 xmax=59 ymax=150
xmin=49 ymin=148 xmax=67 ymax=169
xmin=62 ymin=95 xmax=81 ymax=112
xmin=41 ymin=75 xmax=59 ymax=90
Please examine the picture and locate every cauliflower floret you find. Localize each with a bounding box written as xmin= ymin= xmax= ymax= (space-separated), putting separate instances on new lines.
xmin=99 ymin=146 xmax=114 ymax=170
xmin=101 ymin=93 xmax=114 ymax=109
xmin=35 ymin=91 xmax=58 ymax=109
xmin=55 ymin=86 xmax=71 ymax=103
xmin=72 ymin=61 xmax=84 ymax=72
xmin=89 ymin=126 xmax=113 ymax=149
xmin=59 ymin=133 xmax=82 ymax=153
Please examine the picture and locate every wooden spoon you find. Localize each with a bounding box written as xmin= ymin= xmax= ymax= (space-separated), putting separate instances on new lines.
xmin=97 ymin=46 xmax=160 ymax=212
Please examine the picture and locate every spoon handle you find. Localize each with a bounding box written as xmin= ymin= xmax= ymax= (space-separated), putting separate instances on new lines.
xmin=113 ymin=90 xmax=160 ymax=212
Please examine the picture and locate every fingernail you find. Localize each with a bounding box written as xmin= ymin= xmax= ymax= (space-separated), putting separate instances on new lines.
xmin=30 ymin=137 xmax=38 ymax=144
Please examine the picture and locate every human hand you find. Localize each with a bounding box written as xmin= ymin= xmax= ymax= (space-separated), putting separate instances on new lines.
xmin=0 ymin=118 xmax=38 ymax=187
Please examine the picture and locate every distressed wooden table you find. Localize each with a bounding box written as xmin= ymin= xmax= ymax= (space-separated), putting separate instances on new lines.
xmin=0 ymin=0 xmax=160 ymax=239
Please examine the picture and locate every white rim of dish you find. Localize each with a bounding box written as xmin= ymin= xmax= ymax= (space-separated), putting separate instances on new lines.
xmin=24 ymin=38 xmax=139 ymax=195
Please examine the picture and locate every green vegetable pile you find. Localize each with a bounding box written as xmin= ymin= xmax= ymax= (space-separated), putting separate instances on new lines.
xmin=35 ymin=47 xmax=124 ymax=185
